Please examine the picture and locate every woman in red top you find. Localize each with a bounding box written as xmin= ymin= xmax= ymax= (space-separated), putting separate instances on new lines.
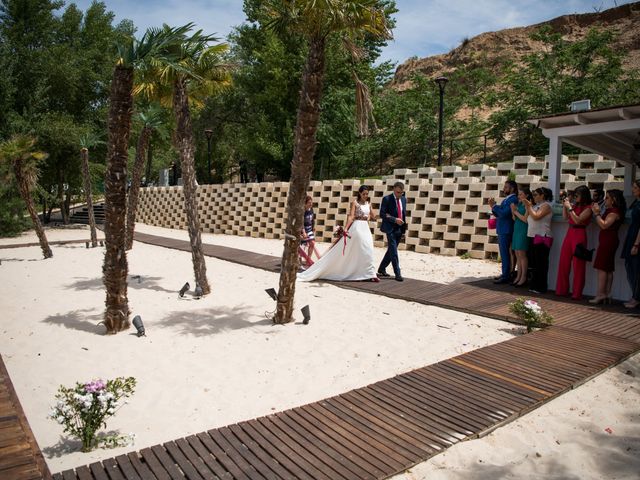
xmin=556 ymin=185 xmax=592 ymax=300
xmin=590 ymin=189 xmax=626 ymax=304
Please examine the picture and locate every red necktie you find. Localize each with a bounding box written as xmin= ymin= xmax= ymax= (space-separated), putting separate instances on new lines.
xmin=396 ymin=197 xmax=402 ymax=220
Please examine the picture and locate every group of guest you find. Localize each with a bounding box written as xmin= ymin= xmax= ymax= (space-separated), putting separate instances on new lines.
xmin=490 ymin=180 xmax=640 ymax=307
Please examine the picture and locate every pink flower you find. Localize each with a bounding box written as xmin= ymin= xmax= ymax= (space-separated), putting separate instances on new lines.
xmin=84 ymin=379 xmax=106 ymax=393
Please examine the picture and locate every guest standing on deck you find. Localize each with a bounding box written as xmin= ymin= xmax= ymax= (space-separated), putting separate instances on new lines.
xmin=556 ymin=185 xmax=592 ymax=300
xmin=590 ymin=189 xmax=625 ymax=304
xmin=489 ymin=180 xmax=518 ymax=284
xmin=621 ymin=180 xmax=640 ymax=308
xmin=510 ymin=187 xmax=532 ymax=287
xmin=524 ymin=187 xmax=553 ymax=294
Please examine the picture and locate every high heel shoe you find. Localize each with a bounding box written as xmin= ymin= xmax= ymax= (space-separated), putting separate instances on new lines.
xmin=589 ymin=296 xmax=607 ymax=305
xmin=624 ymin=299 xmax=639 ymax=309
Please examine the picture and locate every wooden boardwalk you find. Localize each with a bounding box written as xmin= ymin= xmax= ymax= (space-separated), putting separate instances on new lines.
xmin=0 ymin=355 xmax=52 ymax=480
xmin=3 ymin=232 xmax=639 ymax=479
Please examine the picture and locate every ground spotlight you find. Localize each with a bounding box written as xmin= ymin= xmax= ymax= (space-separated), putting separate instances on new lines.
xmin=85 ymin=242 xmax=89 ymax=249
xmin=194 ymin=284 xmax=203 ymax=299
xmin=265 ymin=288 xmax=277 ymax=301
xmin=179 ymin=282 xmax=190 ymax=298
xmin=132 ymin=315 xmax=146 ymax=337
xmin=301 ymin=305 xmax=311 ymax=325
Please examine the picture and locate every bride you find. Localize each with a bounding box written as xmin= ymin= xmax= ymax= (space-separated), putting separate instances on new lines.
xmin=298 ymin=185 xmax=379 ymax=282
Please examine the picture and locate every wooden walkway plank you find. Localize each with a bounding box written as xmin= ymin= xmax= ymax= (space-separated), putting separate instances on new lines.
xmin=256 ymin=416 xmax=349 ymax=480
xmin=240 ymin=420 xmax=328 ymax=480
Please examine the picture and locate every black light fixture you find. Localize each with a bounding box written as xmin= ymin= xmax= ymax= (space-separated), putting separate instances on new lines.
xmin=301 ymin=305 xmax=311 ymax=325
xmin=265 ymin=288 xmax=277 ymax=301
xmin=434 ymin=76 xmax=448 ymax=167
xmin=193 ymin=284 xmax=203 ymax=299
xmin=132 ymin=315 xmax=146 ymax=337
xmin=179 ymin=282 xmax=190 ymax=298
xmin=204 ymin=128 xmax=213 ymax=184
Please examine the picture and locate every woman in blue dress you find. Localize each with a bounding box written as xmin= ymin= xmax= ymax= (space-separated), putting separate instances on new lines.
xmin=510 ymin=187 xmax=532 ymax=286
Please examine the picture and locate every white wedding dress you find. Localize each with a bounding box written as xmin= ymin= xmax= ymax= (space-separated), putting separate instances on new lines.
xmin=298 ymin=202 xmax=377 ymax=282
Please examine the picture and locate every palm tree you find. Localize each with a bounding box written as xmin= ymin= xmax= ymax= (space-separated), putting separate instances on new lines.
xmin=79 ymin=133 xmax=102 ymax=248
xmin=135 ymin=25 xmax=231 ymax=296
xmin=103 ymin=26 xmax=187 ymax=334
xmin=264 ymin=0 xmax=390 ymax=323
xmin=125 ymin=105 xmax=165 ymax=250
xmin=0 ymin=135 xmax=52 ymax=259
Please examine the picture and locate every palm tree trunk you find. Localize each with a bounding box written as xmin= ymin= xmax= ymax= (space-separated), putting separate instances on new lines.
xmin=80 ymin=148 xmax=98 ymax=247
xmin=275 ymin=35 xmax=326 ymax=324
xmin=103 ymin=65 xmax=134 ymax=334
xmin=173 ymin=78 xmax=210 ymax=295
xmin=15 ymin=164 xmax=52 ymax=259
xmin=125 ymin=126 xmax=152 ymax=250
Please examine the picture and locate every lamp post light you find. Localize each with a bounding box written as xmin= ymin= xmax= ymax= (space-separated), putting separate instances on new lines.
xmin=434 ymin=76 xmax=448 ymax=167
xmin=204 ymin=128 xmax=213 ymax=184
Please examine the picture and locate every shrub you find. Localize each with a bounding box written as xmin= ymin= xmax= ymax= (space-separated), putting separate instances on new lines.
xmin=49 ymin=377 xmax=136 ymax=452
xmin=508 ymin=297 xmax=553 ymax=332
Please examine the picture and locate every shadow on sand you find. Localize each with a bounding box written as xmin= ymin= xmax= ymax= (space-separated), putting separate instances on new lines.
xmin=154 ymin=305 xmax=274 ymax=336
xmin=42 ymin=309 xmax=105 ymax=335
xmin=42 ymin=431 xmax=124 ymax=458
xmin=65 ymin=274 xmax=175 ymax=294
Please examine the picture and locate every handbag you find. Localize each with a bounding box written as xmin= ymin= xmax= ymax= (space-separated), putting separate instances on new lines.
xmin=533 ymin=234 xmax=553 ymax=248
xmin=574 ymin=243 xmax=594 ymax=262
xmin=488 ymin=217 xmax=497 ymax=229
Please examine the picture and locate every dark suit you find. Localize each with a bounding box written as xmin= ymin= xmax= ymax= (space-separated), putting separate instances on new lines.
xmin=491 ymin=193 xmax=518 ymax=281
xmin=379 ymin=193 xmax=407 ymax=277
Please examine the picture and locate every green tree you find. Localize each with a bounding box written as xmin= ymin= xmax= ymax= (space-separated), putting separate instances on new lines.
xmin=136 ymin=24 xmax=231 ymax=296
xmin=0 ymin=135 xmax=52 ymax=258
xmin=78 ymin=132 xmax=104 ymax=247
xmin=489 ymin=26 xmax=640 ymax=158
xmin=125 ymin=105 xmax=166 ymax=250
xmin=263 ymin=0 xmax=391 ymax=324
xmin=102 ymin=26 xmax=183 ymax=334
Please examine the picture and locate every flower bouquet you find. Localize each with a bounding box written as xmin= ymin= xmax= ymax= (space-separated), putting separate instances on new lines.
xmin=49 ymin=377 xmax=136 ymax=452
xmin=508 ymin=298 xmax=553 ymax=332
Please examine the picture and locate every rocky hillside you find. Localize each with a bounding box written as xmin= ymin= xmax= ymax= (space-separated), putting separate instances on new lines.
xmin=391 ymin=1 xmax=640 ymax=91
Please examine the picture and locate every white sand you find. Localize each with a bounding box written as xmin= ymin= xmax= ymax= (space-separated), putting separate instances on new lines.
xmin=1 ymin=225 xmax=637 ymax=478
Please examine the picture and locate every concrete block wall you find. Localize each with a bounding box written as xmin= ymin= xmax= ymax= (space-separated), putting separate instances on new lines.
xmin=136 ymin=154 xmax=631 ymax=259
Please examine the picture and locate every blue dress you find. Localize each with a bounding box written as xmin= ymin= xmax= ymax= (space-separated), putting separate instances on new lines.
xmin=512 ymin=203 xmax=529 ymax=251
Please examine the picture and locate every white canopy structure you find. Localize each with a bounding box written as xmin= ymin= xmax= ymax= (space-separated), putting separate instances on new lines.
xmin=528 ymin=103 xmax=640 ymax=199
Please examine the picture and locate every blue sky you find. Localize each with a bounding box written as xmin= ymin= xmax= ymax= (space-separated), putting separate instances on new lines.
xmin=65 ymin=0 xmax=635 ymax=65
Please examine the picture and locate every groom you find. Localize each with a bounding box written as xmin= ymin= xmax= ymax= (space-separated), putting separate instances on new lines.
xmin=378 ymin=181 xmax=407 ymax=282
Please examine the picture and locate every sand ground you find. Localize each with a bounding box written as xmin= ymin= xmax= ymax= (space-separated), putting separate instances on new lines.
xmin=0 ymin=224 xmax=637 ymax=478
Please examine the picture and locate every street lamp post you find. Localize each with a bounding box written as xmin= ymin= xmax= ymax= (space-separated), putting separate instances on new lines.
xmin=204 ymin=128 xmax=213 ymax=184
xmin=435 ymin=76 xmax=448 ymax=167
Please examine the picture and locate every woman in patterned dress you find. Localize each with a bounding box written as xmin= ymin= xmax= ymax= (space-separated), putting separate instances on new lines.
xmin=300 ymin=196 xmax=321 ymax=263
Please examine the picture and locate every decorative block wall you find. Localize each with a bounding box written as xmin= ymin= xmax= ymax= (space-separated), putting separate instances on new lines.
xmin=136 ymin=154 xmax=629 ymax=259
